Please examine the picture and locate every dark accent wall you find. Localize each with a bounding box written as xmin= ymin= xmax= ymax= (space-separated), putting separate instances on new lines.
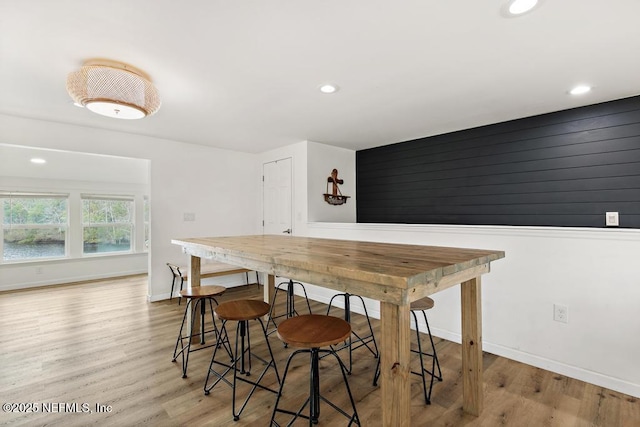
xmin=356 ymin=96 xmax=640 ymax=228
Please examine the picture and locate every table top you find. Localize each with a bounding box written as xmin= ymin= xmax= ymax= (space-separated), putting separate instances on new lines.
xmin=172 ymin=234 xmax=505 ymax=304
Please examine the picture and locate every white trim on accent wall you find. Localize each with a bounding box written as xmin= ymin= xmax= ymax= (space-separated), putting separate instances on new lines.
xmin=305 ymin=221 xmax=640 ymax=399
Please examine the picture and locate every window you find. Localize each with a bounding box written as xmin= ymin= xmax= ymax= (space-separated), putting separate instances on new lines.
xmin=82 ymin=195 xmax=134 ymax=254
xmin=2 ymin=193 xmax=68 ymax=261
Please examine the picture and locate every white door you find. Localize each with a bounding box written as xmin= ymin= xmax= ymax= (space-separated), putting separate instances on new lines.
xmin=263 ymin=158 xmax=292 ymax=235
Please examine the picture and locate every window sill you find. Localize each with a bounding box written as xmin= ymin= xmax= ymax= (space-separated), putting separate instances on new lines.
xmin=1 ymin=251 xmax=147 ymax=267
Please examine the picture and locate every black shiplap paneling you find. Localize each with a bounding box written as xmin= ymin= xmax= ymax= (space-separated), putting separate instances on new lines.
xmin=356 ymin=96 xmax=640 ymax=228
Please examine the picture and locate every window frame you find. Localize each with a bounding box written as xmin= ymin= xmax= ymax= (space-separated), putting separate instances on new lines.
xmin=143 ymin=195 xmax=150 ymax=252
xmin=81 ymin=194 xmax=135 ymax=256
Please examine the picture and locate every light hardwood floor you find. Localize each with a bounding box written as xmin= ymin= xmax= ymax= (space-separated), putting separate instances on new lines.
xmin=0 ymin=275 xmax=638 ymax=426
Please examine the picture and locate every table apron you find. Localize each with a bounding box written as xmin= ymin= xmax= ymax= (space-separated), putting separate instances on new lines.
xmin=182 ymin=249 xmax=490 ymax=305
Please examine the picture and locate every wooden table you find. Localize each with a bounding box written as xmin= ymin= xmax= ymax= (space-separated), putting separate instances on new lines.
xmin=172 ymin=235 xmax=505 ymax=426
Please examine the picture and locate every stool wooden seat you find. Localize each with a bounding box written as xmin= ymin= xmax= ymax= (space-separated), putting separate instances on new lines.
xmin=271 ymin=314 xmax=360 ymax=426
xmin=204 ymin=299 xmax=280 ymax=422
xmin=373 ymin=296 xmax=442 ymax=405
xmin=277 ymin=314 xmax=351 ymax=348
xmin=171 ymin=285 xmax=230 ymax=378
xmin=215 ymin=299 xmax=270 ymax=321
xmin=410 ymin=296 xmax=435 ymax=311
xmin=180 ymin=285 xmax=226 ymax=299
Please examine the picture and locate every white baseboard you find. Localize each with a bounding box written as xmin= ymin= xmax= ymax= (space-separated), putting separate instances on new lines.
xmin=301 ymin=284 xmax=639 ymax=399
xmin=481 ymin=340 xmax=640 ymax=398
xmin=0 ymin=269 xmax=147 ymax=292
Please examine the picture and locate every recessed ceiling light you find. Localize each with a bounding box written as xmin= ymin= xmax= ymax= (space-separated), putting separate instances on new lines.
xmin=569 ymin=85 xmax=592 ymax=95
xmin=30 ymin=158 xmax=46 ymax=164
xmin=508 ymin=0 xmax=538 ymax=15
xmin=319 ymin=84 xmax=339 ymax=94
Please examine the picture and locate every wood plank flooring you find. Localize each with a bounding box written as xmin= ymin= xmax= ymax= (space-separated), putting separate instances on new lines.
xmin=0 ymin=275 xmax=638 ymax=426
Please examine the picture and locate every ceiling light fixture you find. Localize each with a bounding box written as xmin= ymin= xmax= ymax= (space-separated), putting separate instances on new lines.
xmin=507 ymin=0 xmax=538 ymax=15
xmin=30 ymin=158 xmax=46 ymax=164
xmin=67 ymin=59 xmax=161 ymax=120
xmin=319 ymin=84 xmax=339 ymax=94
xmin=569 ymin=85 xmax=592 ymax=95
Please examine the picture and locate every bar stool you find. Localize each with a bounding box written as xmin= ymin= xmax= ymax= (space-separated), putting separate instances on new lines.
xmin=171 ymin=285 xmax=231 ymax=378
xmin=270 ymin=314 xmax=360 ymax=426
xmin=204 ymin=299 xmax=281 ymax=421
xmin=266 ymin=278 xmax=312 ymax=335
xmin=373 ymin=296 xmax=443 ymax=404
xmin=326 ymin=293 xmax=378 ymax=374
xmin=166 ymin=262 xmax=185 ymax=303
xmin=167 ymin=262 xmax=260 ymax=304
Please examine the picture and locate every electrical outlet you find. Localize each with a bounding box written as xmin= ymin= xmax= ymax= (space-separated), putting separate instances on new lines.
xmin=183 ymin=212 xmax=196 ymax=222
xmin=605 ymin=212 xmax=619 ymax=226
xmin=553 ymin=304 xmax=568 ymax=323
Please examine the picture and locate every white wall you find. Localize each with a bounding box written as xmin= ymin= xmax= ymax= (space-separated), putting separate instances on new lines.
xmin=0 ymin=114 xmax=261 ymax=300
xmin=306 ymin=222 xmax=640 ymax=399
xmin=307 ymin=141 xmax=356 ymax=223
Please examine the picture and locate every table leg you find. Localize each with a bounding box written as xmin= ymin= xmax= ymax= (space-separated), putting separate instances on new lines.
xmin=461 ymin=276 xmax=483 ymax=415
xmin=264 ymin=274 xmax=275 ymax=321
xmin=187 ymin=255 xmax=201 ymax=344
xmin=380 ymin=301 xmax=411 ymax=427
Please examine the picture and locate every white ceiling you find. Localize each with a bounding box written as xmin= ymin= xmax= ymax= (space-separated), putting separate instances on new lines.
xmin=2 ymin=1 xmax=640 ymax=154
xmin=0 ymin=145 xmax=149 ymax=184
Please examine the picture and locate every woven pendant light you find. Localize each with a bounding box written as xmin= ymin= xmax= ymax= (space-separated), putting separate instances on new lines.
xmin=67 ymin=60 xmax=161 ymax=119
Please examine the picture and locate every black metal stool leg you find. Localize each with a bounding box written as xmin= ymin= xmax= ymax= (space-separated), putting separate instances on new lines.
xmin=208 ymin=298 xmax=233 ymax=360
xmin=267 ymin=280 xmax=312 ymax=334
xmin=331 ymin=349 xmax=361 ymax=426
xmin=373 ymin=309 xmax=442 ymax=400
xmin=178 ymin=276 xmax=184 ymax=305
xmin=326 ymin=293 xmax=378 ymax=374
xmin=232 ymin=321 xmax=243 ymax=420
xmin=182 ymin=298 xmax=200 ymax=378
xmin=412 ymin=310 xmax=431 ymax=404
xmin=310 ymin=348 xmax=321 ymax=423
xmin=204 ymin=319 xmax=234 ymax=393
xmin=266 ymin=281 xmax=288 ymax=334
xmin=205 ymin=317 xmax=280 ymax=422
xmin=270 ymin=348 xmax=360 ymax=426
xmin=422 ymin=310 xmax=443 ymax=381
xmin=171 ymin=298 xmax=192 ymax=377
xmin=373 ymin=357 xmax=380 ymax=386
xmin=172 ymin=295 xmax=228 ymax=379
xmin=271 ymin=347 xmax=360 ymax=426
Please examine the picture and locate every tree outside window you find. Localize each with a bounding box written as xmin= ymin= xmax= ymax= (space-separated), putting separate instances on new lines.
xmin=2 ymin=194 xmax=68 ymax=261
xmin=82 ymin=196 xmax=133 ymax=254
